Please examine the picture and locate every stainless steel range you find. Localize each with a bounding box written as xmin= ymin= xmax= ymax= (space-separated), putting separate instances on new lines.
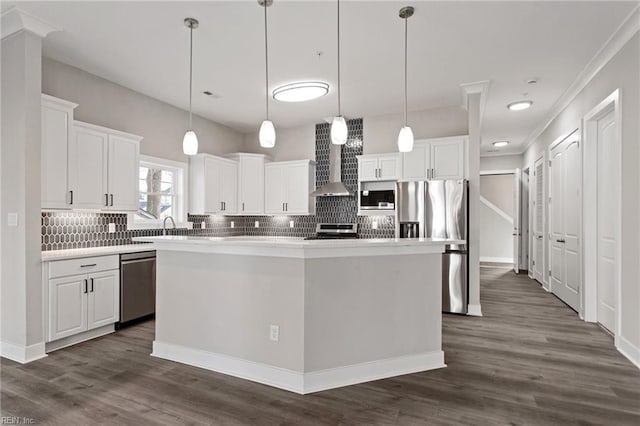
xmin=305 ymin=223 xmax=358 ymax=240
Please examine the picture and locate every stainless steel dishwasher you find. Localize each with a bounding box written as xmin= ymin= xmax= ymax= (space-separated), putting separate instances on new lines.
xmin=119 ymin=251 xmax=156 ymax=326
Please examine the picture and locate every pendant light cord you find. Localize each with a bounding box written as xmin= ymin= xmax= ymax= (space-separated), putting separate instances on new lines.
xmin=264 ymin=2 xmax=270 ymax=120
xmin=189 ymin=24 xmax=194 ymax=130
xmin=337 ymin=0 xmax=341 ymax=117
xmin=403 ymin=14 xmax=408 ymax=127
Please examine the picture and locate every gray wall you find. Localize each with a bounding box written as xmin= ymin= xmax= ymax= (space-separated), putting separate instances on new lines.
xmin=480 ymin=154 xmax=523 ymax=171
xmin=42 ymin=58 xmax=244 ymax=162
xmin=522 ymin=33 xmax=640 ymax=353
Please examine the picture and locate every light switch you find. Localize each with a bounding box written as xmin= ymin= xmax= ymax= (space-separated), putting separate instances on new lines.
xmin=231 ymin=221 xmax=235 ymax=228
xmin=289 ymin=220 xmax=295 ymax=228
xmin=372 ymin=221 xmax=379 ymax=230
xmin=200 ymin=221 xmax=206 ymax=229
xmin=108 ymin=223 xmax=116 ymax=233
xmin=7 ymin=213 xmax=18 ymax=227
xmin=254 ymin=221 xmax=260 ymax=228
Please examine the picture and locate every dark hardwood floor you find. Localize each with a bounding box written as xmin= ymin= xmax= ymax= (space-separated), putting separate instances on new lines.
xmin=2 ymin=267 xmax=639 ymax=425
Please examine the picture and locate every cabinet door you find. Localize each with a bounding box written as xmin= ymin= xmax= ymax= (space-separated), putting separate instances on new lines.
xmin=358 ymin=158 xmax=379 ymax=181
xmin=402 ymin=143 xmax=429 ymax=180
xmin=204 ymin=157 xmax=222 ymax=213
xmin=431 ymin=139 xmax=464 ymax=180
xmin=41 ymin=103 xmax=72 ymax=209
xmin=69 ymin=126 xmax=108 ymax=209
xmin=87 ymin=270 xmax=119 ymax=330
xmin=107 ymin=135 xmax=139 ymax=211
xmin=264 ymin=165 xmax=286 ymax=214
xmin=285 ymin=163 xmax=311 ymax=214
xmin=49 ymin=275 xmax=87 ymax=341
xmin=220 ymin=161 xmax=238 ymax=214
xmin=378 ymin=154 xmax=400 ymax=180
xmin=239 ymin=157 xmax=264 ymax=214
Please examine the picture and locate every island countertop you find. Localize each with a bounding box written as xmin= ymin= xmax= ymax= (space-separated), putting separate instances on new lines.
xmin=132 ymin=235 xmax=464 ymax=258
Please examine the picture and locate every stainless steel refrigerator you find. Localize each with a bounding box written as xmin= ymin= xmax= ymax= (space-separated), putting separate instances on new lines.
xmin=396 ymin=180 xmax=468 ymax=314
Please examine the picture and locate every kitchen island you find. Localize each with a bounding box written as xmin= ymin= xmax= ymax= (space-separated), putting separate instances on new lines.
xmin=133 ymin=235 xmax=461 ymax=394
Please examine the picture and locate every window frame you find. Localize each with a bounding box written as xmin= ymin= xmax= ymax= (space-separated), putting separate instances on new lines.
xmin=127 ymin=155 xmax=190 ymax=230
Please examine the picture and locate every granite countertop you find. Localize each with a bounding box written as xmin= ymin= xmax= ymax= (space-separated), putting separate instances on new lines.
xmin=42 ymin=244 xmax=155 ymax=262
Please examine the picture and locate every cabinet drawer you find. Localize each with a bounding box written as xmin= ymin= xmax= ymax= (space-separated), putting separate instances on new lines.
xmin=49 ymin=255 xmax=119 ymax=278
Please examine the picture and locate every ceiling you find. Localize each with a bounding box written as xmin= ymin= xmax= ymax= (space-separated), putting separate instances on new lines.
xmin=3 ymin=1 xmax=636 ymax=155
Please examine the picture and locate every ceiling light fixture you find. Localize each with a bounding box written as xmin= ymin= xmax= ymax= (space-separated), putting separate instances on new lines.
xmin=492 ymin=141 xmax=509 ymax=147
xmin=507 ymin=100 xmax=533 ymax=111
xmin=397 ymin=6 xmax=414 ymax=153
xmin=272 ymin=81 xmax=329 ymax=103
xmin=330 ymin=0 xmax=348 ymax=145
xmin=182 ymin=17 xmax=199 ymax=156
xmin=259 ymin=0 xmax=275 ymax=148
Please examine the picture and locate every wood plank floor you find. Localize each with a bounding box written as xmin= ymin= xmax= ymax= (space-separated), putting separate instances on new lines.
xmin=2 ymin=267 xmax=639 ymax=425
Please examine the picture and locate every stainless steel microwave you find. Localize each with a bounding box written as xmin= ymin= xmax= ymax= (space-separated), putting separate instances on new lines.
xmin=359 ymin=189 xmax=395 ymax=210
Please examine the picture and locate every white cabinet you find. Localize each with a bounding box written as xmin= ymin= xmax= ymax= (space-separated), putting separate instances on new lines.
xmin=224 ymin=153 xmax=269 ymax=215
xmin=190 ymin=154 xmax=238 ymax=214
xmin=69 ymin=121 xmax=141 ymax=211
xmin=41 ymin=95 xmax=78 ymax=209
xmin=402 ymin=136 xmax=466 ymax=180
xmin=357 ymin=154 xmax=400 ymax=181
xmin=47 ymin=255 xmax=120 ymax=342
xmin=265 ymin=160 xmax=315 ymax=215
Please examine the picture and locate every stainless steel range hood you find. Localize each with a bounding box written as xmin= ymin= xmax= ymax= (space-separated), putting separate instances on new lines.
xmin=310 ymin=142 xmax=354 ymax=197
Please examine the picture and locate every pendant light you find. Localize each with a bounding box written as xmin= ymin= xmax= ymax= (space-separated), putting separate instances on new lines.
xmin=397 ymin=6 xmax=414 ymax=153
xmin=183 ymin=17 xmax=199 ymax=156
xmin=330 ymin=0 xmax=348 ymax=145
xmin=259 ymin=0 xmax=276 ymax=148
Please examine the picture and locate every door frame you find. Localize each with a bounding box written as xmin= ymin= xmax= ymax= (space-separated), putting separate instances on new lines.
xmin=582 ymin=89 xmax=622 ymax=337
xmin=521 ymin=167 xmax=530 ymax=274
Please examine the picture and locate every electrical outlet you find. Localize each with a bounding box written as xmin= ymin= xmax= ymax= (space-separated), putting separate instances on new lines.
xmin=7 ymin=213 xmax=18 ymax=227
xmin=372 ymin=221 xmax=378 ymax=230
xmin=108 ymin=223 xmax=116 ymax=233
xmin=255 ymin=221 xmax=260 ymax=228
xmin=200 ymin=221 xmax=206 ymax=229
xmin=289 ymin=220 xmax=295 ymax=228
xmin=231 ymin=221 xmax=235 ymax=228
xmin=269 ymin=325 xmax=280 ymax=342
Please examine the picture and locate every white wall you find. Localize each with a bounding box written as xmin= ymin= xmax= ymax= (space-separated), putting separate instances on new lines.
xmin=480 ymin=174 xmax=514 ymax=263
xmin=242 ymin=105 xmax=468 ymax=161
xmin=480 ymin=154 xmax=523 ymax=172
xmin=42 ymin=58 xmax=244 ymax=162
xmin=522 ymin=33 xmax=640 ymax=358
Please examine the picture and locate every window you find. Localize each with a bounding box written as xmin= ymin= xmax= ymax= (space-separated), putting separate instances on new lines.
xmin=128 ymin=155 xmax=188 ymax=229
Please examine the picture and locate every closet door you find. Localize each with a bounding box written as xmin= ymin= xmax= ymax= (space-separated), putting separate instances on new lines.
xmin=532 ymin=158 xmax=545 ymax=283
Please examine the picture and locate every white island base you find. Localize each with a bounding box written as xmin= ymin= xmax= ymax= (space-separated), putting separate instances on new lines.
xmin=137 ymin=236 xmax=452 ymax=394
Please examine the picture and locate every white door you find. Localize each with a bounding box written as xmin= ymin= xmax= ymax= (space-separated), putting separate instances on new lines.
xmin=239 ymin=157 xmax=264 ymax=214
xmin=549 ymin=134 xmax=581 ymax=312
xmin=596 ymin=110 xmax=617 ymax=332
xmin=512 ymin=170 xmax=521 ymax=273
xmin=532 ymin=158 xmax=545 ymax=282
xmin=431 ymin=139 xmax=464 ymax=180
xmin=87 ymin=270 xmax=119 ymax=330
xmin=285 ymin=163 xmax=310 ymax=214
xmin=204 ymin=157 xmax=222 ymax=213
xmin=402 ymin=143 xmax=429 ymax=180
xmin=107 ymin=135 xmax=139 ymax=211
xmin=49 ymin=275 xmax=87 ymax=341
xmin=70 ymin=125 xmax=108 ymax=209
xmin=41 ymin=101 xmax=72 ymax=209
xmin=378 ymin=154 xmax=400 ymax=180
xmin=359 ymin=157 xmax=379 ymax=181
xmin=521 ymin=169 xmax=530 ymax=273
xmin=220 ymin=161 xmax=238 ymax=214
xmin=264 ymin=165 xmax=286 ymax=214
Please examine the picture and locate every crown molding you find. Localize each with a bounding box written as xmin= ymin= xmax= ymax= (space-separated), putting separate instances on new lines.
xmin=520 ymin=4 xmax=640 ymax=153
xmin=1 ymin=7 xmax=59 ymax=40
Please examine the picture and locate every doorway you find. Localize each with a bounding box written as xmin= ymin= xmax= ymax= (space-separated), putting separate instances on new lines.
xmin=479 ymin=171 xmax=517 ymax=268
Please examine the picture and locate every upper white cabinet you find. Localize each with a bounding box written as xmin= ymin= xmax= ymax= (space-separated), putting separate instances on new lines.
xmin=357 ymin=154 xmax=400 ymax=181
xmin=265 ymin=160 xmax=315 ymax=215
xmin=190 ymin=154 xmax=238 ymax=214
xmin=224 ymin=153 xmax=270 ymax=215
xmin=41 ymin=95 xmax=78 ymax=209
xmin=402 ymin=136 xmax=467 ymax=180
xmin=70 ymin=121 xmax=141 ymax=211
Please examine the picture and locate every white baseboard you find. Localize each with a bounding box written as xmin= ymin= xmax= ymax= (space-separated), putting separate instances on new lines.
xmin=152 ymin=341 xmax=445 ymax=394
xmin=480 ymin=257 xmax=513 ymax=264
xmin=467 ymin=304 xmax=483 ymax=316
xmin=0 ymin=340 xmax=47 ymax=364
xmin=616 ymin=335 xmax=640 ymax=370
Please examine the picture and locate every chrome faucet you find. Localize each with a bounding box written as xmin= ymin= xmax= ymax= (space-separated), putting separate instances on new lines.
xmin=162 ymin=216 xmax=176 ymax=236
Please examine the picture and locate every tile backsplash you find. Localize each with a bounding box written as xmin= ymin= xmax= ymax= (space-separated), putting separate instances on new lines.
xmin=41 ymin=117 xmax=395 ymax=252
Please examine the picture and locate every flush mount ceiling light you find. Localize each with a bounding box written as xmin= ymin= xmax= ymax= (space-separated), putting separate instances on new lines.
xmin=182 ymin=17 xmax=199 ymax=156
xmin=330 ymin=0 xmax=348 ymax=145
xmin=493 ymin=141 xmax=509 ymax=147
xmin=273 ymin=81 xmax=330 ymax=103
xmin=259 ymin=0 xmax=275 ymax=148
xmin=507 ymin=100 xmax=533 ymax=111
xmin=397 ymin=6 xmax=414 ymax=153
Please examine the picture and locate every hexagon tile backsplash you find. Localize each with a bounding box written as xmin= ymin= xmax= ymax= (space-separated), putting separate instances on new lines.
xmin=41 ymin=118 xmax=395 ymax=252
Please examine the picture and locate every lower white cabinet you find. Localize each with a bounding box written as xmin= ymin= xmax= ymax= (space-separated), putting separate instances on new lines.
xmin=264 ymin=160 xmax=315 ymax=215
xmin=47 ymin=256 xmax=120 ymax=342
